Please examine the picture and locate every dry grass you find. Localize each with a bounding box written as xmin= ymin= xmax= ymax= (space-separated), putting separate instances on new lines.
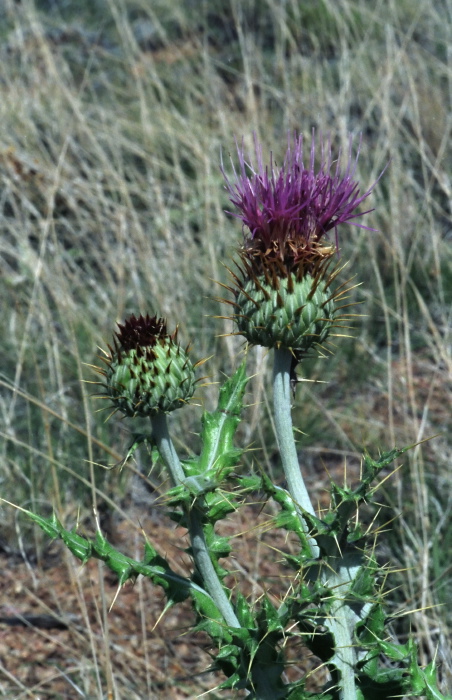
xmin=0 ymin=0 xmax=451 ymax=696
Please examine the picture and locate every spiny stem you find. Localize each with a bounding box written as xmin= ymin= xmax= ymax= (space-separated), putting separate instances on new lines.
xmin=150 ymin=413 xmax=241 ymax=629
xmin=272 ymin=347 xmax=320 ymax=559
xmin=322 ymin=558 xmax=362 ymax=700
xmin=327 ymin=598 xmax=358 ymax=700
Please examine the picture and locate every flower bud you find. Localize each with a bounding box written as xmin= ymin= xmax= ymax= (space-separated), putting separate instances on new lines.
xmin=99 ymin=314 xmax=196 ymax=417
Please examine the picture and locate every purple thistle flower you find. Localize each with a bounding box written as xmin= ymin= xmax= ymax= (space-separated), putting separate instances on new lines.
xmin=221 ymin=132 xmax=378 ymax=258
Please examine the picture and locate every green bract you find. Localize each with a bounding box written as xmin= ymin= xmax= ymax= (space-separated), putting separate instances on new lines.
xmin=106 ymin=340 xmax=196 ymax=417
xmin=100 ymin=314 xmax=196 ymax=417
xmin=235 ymin=273 xmax=336 ymax=357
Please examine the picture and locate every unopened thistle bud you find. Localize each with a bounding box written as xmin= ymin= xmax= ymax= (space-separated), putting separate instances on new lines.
xmin=221 ymin=132 xmax=379 ymax=358
xmin=97 ymin=314 xmax=197 ymax=417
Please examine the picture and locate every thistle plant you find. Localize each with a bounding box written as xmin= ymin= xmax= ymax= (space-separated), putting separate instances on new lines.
xmin=6 ymin=132 xmax=448 ymax=700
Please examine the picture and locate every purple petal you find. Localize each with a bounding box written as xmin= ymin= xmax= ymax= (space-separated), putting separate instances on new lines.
xmin=221 ymin=131 xmax=382 ymax=253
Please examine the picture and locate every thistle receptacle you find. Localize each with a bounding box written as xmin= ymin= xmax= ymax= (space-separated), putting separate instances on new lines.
xmin=95 ymin=314 xmax=197 ymax=417
xmin=221 ymin=132 xmax=379 ymax=358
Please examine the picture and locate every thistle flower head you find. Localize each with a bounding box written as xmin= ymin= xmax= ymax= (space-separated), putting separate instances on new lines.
xmin=222 ymin=131 xmax=377 ymax=270
xmin=95 ymin=314 xmax=197 ymax=417
xmin=220 ymin=132 xmax=380 ymax=358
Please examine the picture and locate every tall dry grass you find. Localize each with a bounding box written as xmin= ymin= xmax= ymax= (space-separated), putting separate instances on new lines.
xmin=0 ymin=0 xmax=450 ymax=696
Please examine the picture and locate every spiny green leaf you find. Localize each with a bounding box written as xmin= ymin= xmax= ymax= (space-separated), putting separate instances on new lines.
xmin=258 ymin=596 xmax=285 ymax=634
xmin=202 ymin=523 xmax=232 ymax=558
xmin=231 ymin=626 xmax=254 ymax=645
xmin=287 ymin=687 xmax=334 ymax=700
xmin=349 ymin=556 xmax=379 ymax=600
xmin=198 ymin=361 xmax=248 ymax=475
xmin=322 ymin=445 xmax=414 ymax=543
xmin=218 ymin=671 xmax=243 ymax=690
xmin=19 ymin=508 xmax=220 ymax=612
xmin=261 ymin=474 xmax=314 ymax=558
xmin=191 ymin=587 xmax=234 ymax=644
xmin=23 ymin=510 xmax=61 ymax=539
xmin=204 ymin=488 xmax=237 ymax=521
xmin=356 ymin=636 xmax=449 ymax=699
xmin=235 ymin=592 xmax=255 ymax=628
xmin=237 ymin=474 xmax=263 ymax=491
xmin=422 ymin=660 xmax=452 ymax=700
xmin=407 ymin=641 xmax=451 ymax=698
xmin=215 ymin=643 xmax=241 ymax=661
xmin=376 ymin=637 xmax=411 ymax=662
xmin=356 ymin=603 xmax=386 ymax=644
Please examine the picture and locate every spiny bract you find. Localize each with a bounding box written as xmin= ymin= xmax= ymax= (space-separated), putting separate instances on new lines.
xmin=235 ymin=272 xmax=337 ymax=358
xmin=99 ymin=314 xmax=196 ymax=417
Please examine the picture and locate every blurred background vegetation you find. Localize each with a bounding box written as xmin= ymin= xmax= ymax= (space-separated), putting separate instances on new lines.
xmin=0 ymin=0 xmax=450 ymax=697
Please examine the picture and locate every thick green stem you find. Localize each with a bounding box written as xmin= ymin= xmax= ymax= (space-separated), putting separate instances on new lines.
xmin=322 ymin=556 xmax=362 ymax=700
xmin=150 ymin=412 xmax=186 ymax=486
xmin=273 ymin=348 xmax=320 ymax=559
xmin=150 ymin=413 xmax=241 ymax=629
xmin=187 ymin=510 xmax=240 ymax=629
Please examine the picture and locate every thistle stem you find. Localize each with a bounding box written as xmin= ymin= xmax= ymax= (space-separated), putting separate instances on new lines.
xmin=187 ymin=509 xmax=240 ymax=629
xmin=272 ymin=348 xmax=320 ymax=559
xmin=322 ymin=557 xmax=361 ymax=700
xmin=150 ymin=413 xmax=241 ymax=629
xmin=150 ymin=413 xmax=186 ymax=486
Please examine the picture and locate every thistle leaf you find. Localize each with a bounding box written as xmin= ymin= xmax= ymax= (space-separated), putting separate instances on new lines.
xmin=198 ymin=360 xmax=249 ymax=476
xmin=19 ymin=507 xmax=214 ymax=611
